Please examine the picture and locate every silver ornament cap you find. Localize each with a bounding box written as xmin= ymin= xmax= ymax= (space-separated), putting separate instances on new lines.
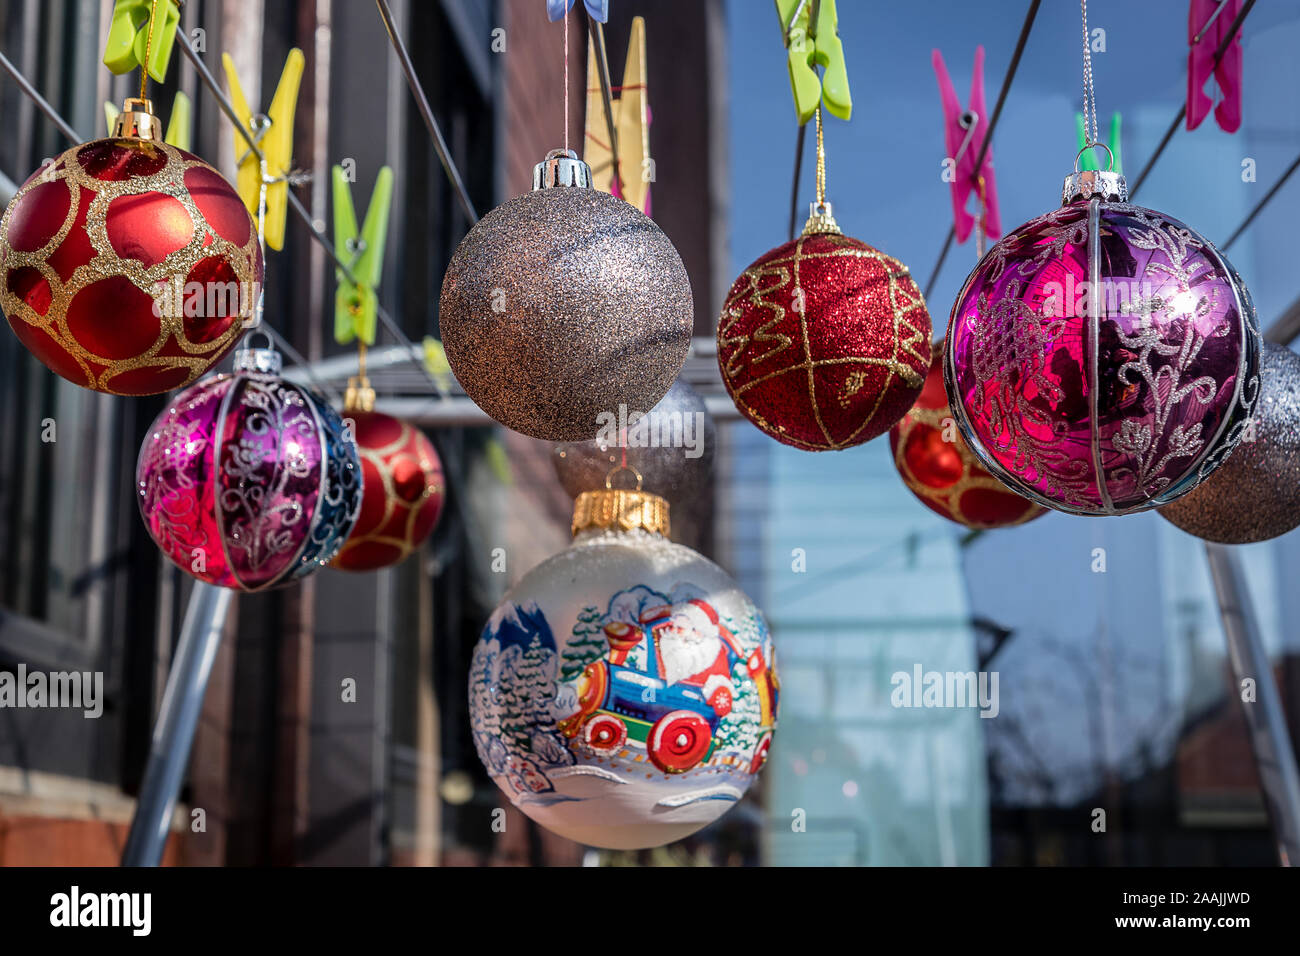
xmin=532 ymin=148 xmax=593 ymax=190
xmin=232 ymin=332 xmax=283 ymax=375
xmin=1062 ymin=143 xmax=1127 ymax=205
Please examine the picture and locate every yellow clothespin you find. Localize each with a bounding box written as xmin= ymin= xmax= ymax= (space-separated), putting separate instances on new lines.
xmin=776 ymin=0 xmax=851 ymax=125
xmin=584 ymin=16 xmax=650 ymax=214
xmin=221 ymin=48 xmax=305 ymax=252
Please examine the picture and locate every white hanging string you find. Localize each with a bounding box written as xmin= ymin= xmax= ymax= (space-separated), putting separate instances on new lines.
xmin=1080 ymin=0 xmax=1099 ymax=146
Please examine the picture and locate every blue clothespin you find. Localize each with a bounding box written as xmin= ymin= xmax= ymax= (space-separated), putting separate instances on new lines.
xmin=548 ymin=0 xmax=608 ymax=22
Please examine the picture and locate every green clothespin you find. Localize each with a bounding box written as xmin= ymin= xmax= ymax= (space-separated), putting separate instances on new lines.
xmin=103 ymin=0 xmax=182 ymax=84
xmin=165 ymin=91 xmax=192 ymax=150
xmin=484 ymin=437 xmax=514 ymax=485
xmin=333 ymin=165 xmax=394 ymax=347
xmin=1076 ymin=111 xmax=1123 ymax=175
xmin=105 ymin=91 xmax=192 ymax=149
xmin=421 ymin=336 xmax=453 ymax=394
xmin=775 ymin=0 xmax=852 ymax=125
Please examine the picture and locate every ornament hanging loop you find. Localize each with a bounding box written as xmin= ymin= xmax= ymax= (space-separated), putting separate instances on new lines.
xmin=242 ymin=328 xmax=274 ymax=351
xmin=604 ymin=463 xmax=644 ymax=491
xmin=1073 ymin=141 xmax=1114 ymax=173
xmin=1076 ymin=140 xmax=1118 ymax=174
xmin=1063 ymin=142 xmax=1127 ymax=204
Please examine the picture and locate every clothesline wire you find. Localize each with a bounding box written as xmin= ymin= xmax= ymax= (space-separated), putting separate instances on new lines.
xmin=373 ymin=0 xmax=479 ymax=225
xmin=787 ymin=122 xmax=807 ymax=241
xmin=922 ymin=0 xmax=1042 ymax=301
xmin=0 ymin=50 xmax=80 ymax=142
xmin=589 ymin=18 xmax=624 ymax=198
xmin=1222 ymin=149 xmax=1300 ymax=253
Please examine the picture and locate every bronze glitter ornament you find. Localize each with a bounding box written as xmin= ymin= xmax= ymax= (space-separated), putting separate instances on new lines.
xmin=438 ymin=149 xmax=693 ymax=442
xmin=1159 ymin=342 xmax=1300 ymax=544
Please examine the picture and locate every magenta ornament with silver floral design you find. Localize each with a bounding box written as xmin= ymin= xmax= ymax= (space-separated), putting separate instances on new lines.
xmin=136 ymin=343 xmax=363 ymax=590
xmin=944 ymin=169 xmax=1260 ymax=516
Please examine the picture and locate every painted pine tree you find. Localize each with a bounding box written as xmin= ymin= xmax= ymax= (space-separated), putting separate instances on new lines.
xmin=715 ymin=661 xmax=762 ymax=756
xmin=468 ymin=643 xmax=502 ymax=739
xmin=497 ymin=645 xmax=532 ymax=750
xmin=731 ymin=611 xmax=766 ymax=656
xmin=514 ymin=634 xmax=556 ymax=736
xmin=561 ymin=605 xmax=606 ymax=680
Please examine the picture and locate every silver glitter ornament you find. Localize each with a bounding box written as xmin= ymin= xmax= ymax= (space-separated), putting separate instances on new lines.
xmin=439 ymin=149 xmax=693 ymax=441
xmin=552 ymin=378 xmax=715 ymax=509
xmin=1160 ymin=342 xmax=1300 ymax=544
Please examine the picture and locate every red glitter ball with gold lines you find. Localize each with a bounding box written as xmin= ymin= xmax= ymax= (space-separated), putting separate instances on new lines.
xmin=717 ymin=230 xmax=931 ymax=450
xmin=0 ymin=137 xmax=262 ymax=395
xmin=889 ymin=345 xmax=1046 ymax=529
xmin=331 ymin=410 xmax=445 ymax=572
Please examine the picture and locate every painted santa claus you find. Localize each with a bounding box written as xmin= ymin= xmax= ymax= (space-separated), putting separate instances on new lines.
xmin=645 ymin=598 xmax=739 ymax=717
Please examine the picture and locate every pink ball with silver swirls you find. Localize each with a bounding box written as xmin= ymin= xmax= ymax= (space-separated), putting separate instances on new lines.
xmin=944 ymin=170 xmax=1260 ymax=515
xmin=136 ymin=344 xmax=362 ymax=590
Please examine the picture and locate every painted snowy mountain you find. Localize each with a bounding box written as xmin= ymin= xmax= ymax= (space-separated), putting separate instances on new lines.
xmin=484 ymin=599 xmax=556 ymax=653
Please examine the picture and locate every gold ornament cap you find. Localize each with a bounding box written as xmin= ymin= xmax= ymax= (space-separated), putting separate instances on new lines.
xmin=802 ymin=200 xmax=841 ymax=236
xmin=344 ymin=375 xmax=376 ymax=412
xmin=533 ymin=148 xmax=594 ymax=190
xmin=112 ymin=97 xmax=164 ymax=143
xmin=570 ymin=465 xmax=670 ymax=538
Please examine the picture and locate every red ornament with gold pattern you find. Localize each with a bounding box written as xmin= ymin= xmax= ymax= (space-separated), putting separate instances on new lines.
xmin=890 ymin=343 xmax=1045 ymax=529
xmin=716 ymin=111 xmax=930 ymax=450
xmin=331 ymin=372 xmax=445 ymax=572
xmin=0 ymin=98 xmax=262 ymax=395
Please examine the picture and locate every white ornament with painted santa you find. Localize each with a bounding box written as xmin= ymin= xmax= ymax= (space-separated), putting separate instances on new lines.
xmin=468 ymin=473 xmax=779 ymax=850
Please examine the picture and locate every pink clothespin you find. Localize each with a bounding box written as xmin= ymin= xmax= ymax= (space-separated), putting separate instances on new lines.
xmin=933 ymin=46 xmax=1001 ymax=245
xmin=1187 ymin=0 xmax=1242 ymax=133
